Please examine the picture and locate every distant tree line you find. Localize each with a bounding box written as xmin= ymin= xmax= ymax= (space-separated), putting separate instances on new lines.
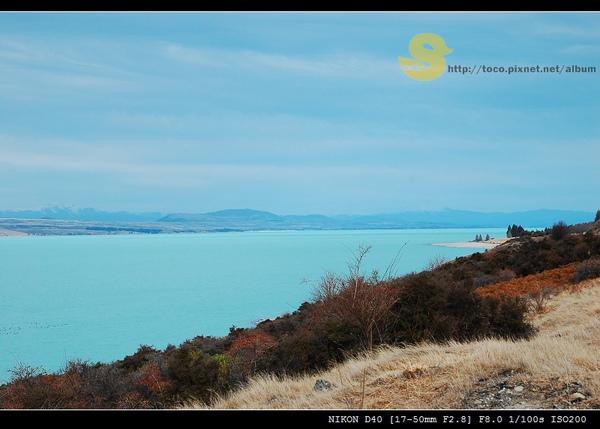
xmin=507 ymin=224 xmax=525 ymax=238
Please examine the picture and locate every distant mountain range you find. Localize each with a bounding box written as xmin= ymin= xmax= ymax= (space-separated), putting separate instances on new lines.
xmin=0 ymin=207 xmax=164 ymax=222
xmin=157 ymin=208 xmax=596 ymax=231
xmin=0 ymin=206 xmax=595 ymax=232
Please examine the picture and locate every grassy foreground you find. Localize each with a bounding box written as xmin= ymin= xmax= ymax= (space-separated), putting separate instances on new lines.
xmin=183 ymin=278 xmax=600 ymax=410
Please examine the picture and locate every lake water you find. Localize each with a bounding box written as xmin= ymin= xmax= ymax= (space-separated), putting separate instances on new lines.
xmin=0 ymin=228 xmax=505 ymax=383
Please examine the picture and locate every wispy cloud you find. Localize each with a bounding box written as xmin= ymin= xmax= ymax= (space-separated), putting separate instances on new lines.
xmin=163 ymin=42 xmax=397 ymax=79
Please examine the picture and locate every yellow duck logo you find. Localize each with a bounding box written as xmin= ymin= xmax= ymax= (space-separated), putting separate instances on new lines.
xmin=399 ymin=33 xmax=453 ymax=81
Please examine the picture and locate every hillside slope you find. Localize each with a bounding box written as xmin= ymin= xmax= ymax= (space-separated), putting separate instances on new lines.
xmin=185 ymin=278 xmax=600 ymax=410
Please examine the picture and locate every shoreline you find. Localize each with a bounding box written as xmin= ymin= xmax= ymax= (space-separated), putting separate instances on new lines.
xmin=0 ymin=228 xmax=28 ymax=237
xmin=432 ymin=237 xmax=510 ymax=249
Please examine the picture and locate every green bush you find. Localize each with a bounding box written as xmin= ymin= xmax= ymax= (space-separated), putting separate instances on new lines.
xmin=166 ymin=344 xmax=228 ymax=404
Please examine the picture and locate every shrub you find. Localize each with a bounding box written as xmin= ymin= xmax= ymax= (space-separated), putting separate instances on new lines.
xmin=551 ymin=221 xmax=569 ymax=240
xmin=444 ymin=283 xmax=488 ymax=341
xmin=166 ymin=344 xmax=228 ymax=405
xmin=267 ymin=324 xmax=333 ymax=374
xmin=391 ymin=272 xmax=453 ymax=343
xmin=482 ymin=295 xmax=535 ymax=340
xmin=226 ymin=331 xmax=277 ymax=381
xmin=0 ymin=364 xmax=88 ymax=409
xmin=480 ymin=269 xmax=517 ymax=284
xmin=120 ymin=345 xmax=159 ymax=372
xmin=526 ymin=286 xmax=555 ymax=314
xmin=309 ymin=245 xmax=400 ymax=351
xmin=573 ymin=260 xmax=600 ymax=283
xmin=73 ymin=361 xmax=139 ymax=408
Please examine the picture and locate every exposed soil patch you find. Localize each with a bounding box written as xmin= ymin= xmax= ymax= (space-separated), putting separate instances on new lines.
xmin=461 ymin=370 xmax=597 ymax=410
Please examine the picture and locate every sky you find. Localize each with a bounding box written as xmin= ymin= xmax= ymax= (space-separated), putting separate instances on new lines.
xmin=0 ymin=12 xmax=598 ymax=216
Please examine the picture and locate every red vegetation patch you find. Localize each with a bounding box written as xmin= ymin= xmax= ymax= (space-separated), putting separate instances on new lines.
xmin=476 ymin=263 xmax=579 ymax=298
xmin=226 ymin=331 xmax=277 ymax=378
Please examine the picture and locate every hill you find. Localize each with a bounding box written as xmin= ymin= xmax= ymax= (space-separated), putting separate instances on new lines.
xmin=184 ymin=277 xmax=600 ymax=410
xmin=0 ymin=206 xmax=164 ymax=222
xmin=158 ymin=208 xmax=595 ymax=231
xmin=180 ymin=222 xmax=600 ymax=410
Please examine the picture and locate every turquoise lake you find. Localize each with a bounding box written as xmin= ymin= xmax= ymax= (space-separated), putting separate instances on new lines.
xmin=0 ymin=228 xmax=506 ymax=383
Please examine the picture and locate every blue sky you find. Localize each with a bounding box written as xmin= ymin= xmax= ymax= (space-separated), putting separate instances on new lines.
xmin=1 ymin=12 xmax=598 ymax=215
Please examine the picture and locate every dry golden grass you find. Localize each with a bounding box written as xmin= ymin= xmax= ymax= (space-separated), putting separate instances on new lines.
xmin=182 ymin=278 xmax=600 ymax=410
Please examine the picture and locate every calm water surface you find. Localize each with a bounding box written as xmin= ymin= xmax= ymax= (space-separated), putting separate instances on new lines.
xmin=0 ymin=228 xmax=505 ymax=383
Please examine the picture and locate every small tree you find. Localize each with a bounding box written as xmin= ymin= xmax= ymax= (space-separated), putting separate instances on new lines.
xmin=507 ymin=224 xmax=525 ymax=238
xmin=425 ymin=254 xmax=448 ymax=271
xmin=310 ymin=244 xmax=401 ymax=351
xmin=526 ymin=284 xmax=555 ymax=314
xmin=137 ymin=364 xmax=172 ymax=408
xmin=551 ymin=221 xmax=569 ymax=240
xmin=226 ymin=331 xmax=276 ymax=380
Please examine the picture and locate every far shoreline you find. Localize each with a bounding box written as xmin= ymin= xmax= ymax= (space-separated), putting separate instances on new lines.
xmin=0 ymin=229 xmax=28 ymax=237
xmin=432 ymin=237 xmax=510 ymax=249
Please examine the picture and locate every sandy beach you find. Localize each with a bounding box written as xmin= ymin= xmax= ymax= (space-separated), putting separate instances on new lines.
xmin=432 ymin=237 xmax=510 ymax=249
xmin=0 ymin=228 xmax=28 ymax=237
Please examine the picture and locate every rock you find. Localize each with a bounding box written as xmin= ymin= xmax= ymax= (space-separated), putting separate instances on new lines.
xmin=570 ymin=392 xmax=586 ymax=402
xmin=313 ymin=379 xmax=333 ymax=391
xmin=514 ymin=386 xmax=524 ymax=393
